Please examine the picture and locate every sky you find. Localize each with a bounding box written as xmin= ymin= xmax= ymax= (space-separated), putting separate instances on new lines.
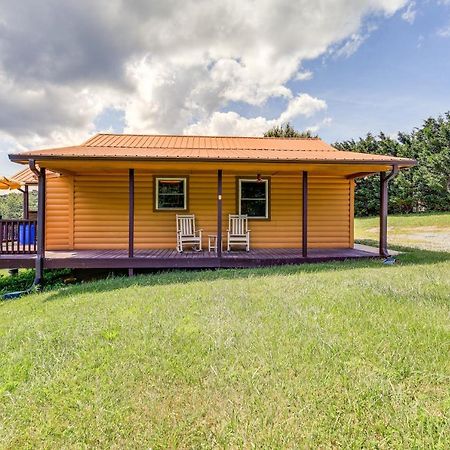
xmin=0 ymin=0 xmax=449 ymax=175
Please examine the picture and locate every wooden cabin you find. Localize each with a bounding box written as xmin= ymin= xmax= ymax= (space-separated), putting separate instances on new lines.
xmin=1 ymin=134 xmax=416 ymax=279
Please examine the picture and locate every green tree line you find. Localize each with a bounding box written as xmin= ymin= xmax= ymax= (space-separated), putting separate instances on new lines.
xmin=334 ymin=112 xmax=450 ymax=216
xmin=266 ymin=113 xmax=450 ymax=216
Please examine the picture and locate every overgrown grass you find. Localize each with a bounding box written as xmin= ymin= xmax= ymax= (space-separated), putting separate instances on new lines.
xmin=0 ymin=269 xmax=72 ymax=296
xmin=1 ymin=246 xmax=449 ymax=448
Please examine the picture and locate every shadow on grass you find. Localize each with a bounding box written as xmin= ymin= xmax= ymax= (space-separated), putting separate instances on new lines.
xmin=42 ymin=244 xmax=450 ymax=302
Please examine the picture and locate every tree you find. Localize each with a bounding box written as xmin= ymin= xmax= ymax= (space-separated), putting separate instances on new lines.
xmin=334 ymin=112 xmax=450 ymax=216
xmin=0 ymin=191 xmax=38 ymax=219
xmin=264 ymin=122 xmax=318 ymax=138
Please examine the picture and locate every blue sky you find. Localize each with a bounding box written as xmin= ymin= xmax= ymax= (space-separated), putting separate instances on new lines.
xmin=299 ymin=1 xmax=450 ymax=142
xmin=0 ymin=0 xmax=449 ymax=176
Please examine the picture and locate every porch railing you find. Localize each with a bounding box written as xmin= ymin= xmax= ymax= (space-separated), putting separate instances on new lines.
xmin=0 ymin=219 xmax=38 ymax=254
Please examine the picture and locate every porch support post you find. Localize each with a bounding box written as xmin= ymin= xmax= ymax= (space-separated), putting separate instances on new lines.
xmin=379 ymin=165 xmax=399 ymax=257
xmin=34 ymin=165 xmax=46 ymax=286
xmin=379 ymin=172 xmax=388 ymax=257
xmin=23 ymin=185 xmax=29 ymax=220
xmin=128 ymin=168 xmax=135 ymax=276
xmin=217 ymin=169 xmax=223 ymax=258
xmin=302 ymin=171 xmax=308 ymax=257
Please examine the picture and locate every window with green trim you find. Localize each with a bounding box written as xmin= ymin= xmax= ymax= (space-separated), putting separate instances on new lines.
xmin=238 ymin=179 xmax=269 ymax=218
xmin=155 ymin=177 xmax=187 ymax=210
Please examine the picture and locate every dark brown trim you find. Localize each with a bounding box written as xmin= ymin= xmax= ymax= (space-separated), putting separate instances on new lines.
xmin=302 ymin=171 xmax=308 ymax=258
xmin=35 ymin=166 xmax=46 ymax=285
xmin=235 ymin=176 xmax=272 ymax=221
xmin=379 ymin=171 xmax=387 ymax=257
xmin=217 ymin=169 xmax=223 ymax=258
xmin=128 ymin=168 xmax=135 ymax=277
xmin=23 ymin=185 xmax=29 ymax=220
xmin=379 ymin=165 xmax=399 ymax=257
xmin=128 ymin=169 xmax=135 ymax=259
xmin=152 ymin=175 xmax=189 ymax=212
xmin=10 ymin=155 xmax=417 ymax=167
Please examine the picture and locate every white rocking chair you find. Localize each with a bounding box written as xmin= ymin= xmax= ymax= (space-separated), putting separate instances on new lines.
xmin=227 ymin=214 xmax=251 ymax=251
xmin=176 ymin=214 xmax=203 ymax=252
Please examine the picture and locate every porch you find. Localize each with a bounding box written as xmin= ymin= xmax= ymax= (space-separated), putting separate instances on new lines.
xmin=3 ymin=132 xmax=415 ymax=279
xmin=0 ymin=245 xmax=379 ymax=270
xmin=0 ymin=166 xmax=393 ymax=274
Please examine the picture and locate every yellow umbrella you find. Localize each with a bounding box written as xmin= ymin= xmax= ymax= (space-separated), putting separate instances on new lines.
xmin=0 ymin=176 xmax=22 ymax=190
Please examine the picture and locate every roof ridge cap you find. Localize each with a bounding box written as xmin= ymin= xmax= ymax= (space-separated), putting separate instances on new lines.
xmin=86 ymin=145 xmax=336 ymax=152
xmin=85 ymin=132 xmax=321 ymax=141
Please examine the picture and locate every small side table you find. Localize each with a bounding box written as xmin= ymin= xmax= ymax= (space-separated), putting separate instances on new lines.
xmin=208 ymin=234 xmax=217 ymax=252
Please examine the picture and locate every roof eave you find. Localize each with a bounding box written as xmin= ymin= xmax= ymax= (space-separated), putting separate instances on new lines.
xmin=8 ymin=153 xmax=417 ymax=168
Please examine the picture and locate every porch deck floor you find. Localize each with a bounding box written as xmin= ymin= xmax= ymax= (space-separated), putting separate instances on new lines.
xmin=0 ymin=245 xmax=380 ymax=270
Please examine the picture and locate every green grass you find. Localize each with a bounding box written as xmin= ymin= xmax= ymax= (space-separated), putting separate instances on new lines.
xmin=355 ymin=212 xmax=450 ymax=251
xmin=1 ymin=213 xmax=449 ymax=447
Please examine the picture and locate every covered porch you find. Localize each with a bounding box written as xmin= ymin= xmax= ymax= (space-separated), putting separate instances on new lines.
xmin=0 ymin=245 xmax=380 ymax=270
xmin=3 ymin=133 xmax=416 ymax=281
xmin=0 ymin=165 xmax=397 ymax=275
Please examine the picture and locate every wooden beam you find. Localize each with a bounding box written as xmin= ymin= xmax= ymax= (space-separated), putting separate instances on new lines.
xmin=53 ymin=168 xmax=75 ymax=177
xmin=217 ymin=169 xmax=223 ymax=258
xmin=302 ymin=171 xmax=308 ymax=257
xmin=346 ymin=172 xmax=375 ymax=180
xmin=349 ymin=180 xmax=355 ymax=247
xmin=35 ymin=167 xmax=46 ymax=285
xmin=379 ymin=171 xmax=388 ymax=257
xmin=128 ymin=168 xmax=135 ymax=276
xmin=23 ymin=185 xmax=29 ymax=220
xmin=379 ymin=165 xmax=399 ymax=257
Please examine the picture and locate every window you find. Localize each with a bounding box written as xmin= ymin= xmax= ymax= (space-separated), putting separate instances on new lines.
xmin=155 ymin=177 xmax=187 ymax=210
xmin=238 ymin=178 xmax=269 ymax=219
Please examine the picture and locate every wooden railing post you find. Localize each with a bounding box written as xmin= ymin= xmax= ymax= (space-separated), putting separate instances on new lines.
xmin=0 ymin=219 xmax=37 ymax=255
xmin=302 ymin=171 xmax=308 ymax=257
xmin=217 ymin=169 xmax=223 ymax=258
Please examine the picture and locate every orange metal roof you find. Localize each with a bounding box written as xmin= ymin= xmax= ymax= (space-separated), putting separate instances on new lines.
xmin=9 ymin=133 xmax=416 ymax=167
xmin=10 ymin=167 xmax=37 ymax=184
xmin=9 ymin=167 xmax=58 ymax=184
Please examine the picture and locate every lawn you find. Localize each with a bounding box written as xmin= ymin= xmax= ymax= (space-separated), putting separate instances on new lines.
xmin=355 ymin=212 xmax=450 ymax=252
xmin=0 ymin=218 xmax=449 ymax=448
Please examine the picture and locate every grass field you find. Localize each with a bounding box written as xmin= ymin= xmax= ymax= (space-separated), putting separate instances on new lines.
xmin=355 ymin=212 xmax=450 ymax=252
xmin=0 ymin=215 xmax=449 ymax=448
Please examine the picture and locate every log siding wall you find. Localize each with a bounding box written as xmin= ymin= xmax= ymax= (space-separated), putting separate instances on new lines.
xmin=45 ymin=170 xmax=353 ymax=250
xmin=45 ymin=175 xmax=74 ymax=250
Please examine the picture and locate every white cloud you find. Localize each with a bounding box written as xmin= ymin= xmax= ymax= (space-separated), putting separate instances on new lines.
xmin=334 ymin=33 xmax=369 ymax=58
xmin=295 ymin=70 xmax=314 ymax=81
xmin=401 ymin=2 xmax=417 ymax=24
xmin=437 ymin=25 xmax=450 ymax=37
xmin=332 ymin=22 xmax=379 ymax=59
xmin=0 ymin=0 xmax=409 ymax=154
xmin=185 ymin=112 xmax=277 ymax=136
xmin=185 ymin=93 xmax=327 ymax=136
xmin=306 ymin=117 xmax=333 ymax=133
xmin=278 ymin=94 xmax=327 ymax=122
xmin=417 ymin=34 xmax=425 ymax=48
